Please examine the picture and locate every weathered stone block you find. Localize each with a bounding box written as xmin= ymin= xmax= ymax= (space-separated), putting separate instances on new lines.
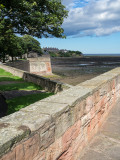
xmin=46 ymin=137 xmax=62 ymax=160
xmin=22 ymin=101 xmax=69 ymax=120
xmin=21 ymin=101 xmax=70 ymax=139
xmin=90 ymin=107 xmax=96 ymax=119
xmin=0 ymin=125 xmax=30 ymax=158
xmin=58 ymin=147 xmax=73 ymax=160
xmin=79 ymin=78 xmax=106 ymax=88
xmin=95 ymin=95 xmax=107 ymax=113
xmin=92 ymin=90 xmax=100 ymax=105
xmin=0 ymin=109 xmax=51 ymax=133
xmin=70 ymin=100 xmax=86 ymax=124
xmin=62 ymin=120 xmax=81 ymax=151
xmin=41 ymin=86 xmax=92 ymax=106
xmin=85 ymin=95 xmax=94 ymax=113
xmin=39 ymin=123 xmax=55 ymax=150
xmin=72 ymin=137 xmax=85 ymax=160
xmin=0 ymin=149 xmax=15 ymax=160
xmin=55 ymin=109 xmax=72 ymax=139
xmin=99 ymin=84 xmax=108 ymax=97
xmin=23 ymin=134 xmax=40 ymax=160
xmin=81 ymin=113 xmax=90 ymax=127
xmin=15 ymin=143 xmax=24 ymax=160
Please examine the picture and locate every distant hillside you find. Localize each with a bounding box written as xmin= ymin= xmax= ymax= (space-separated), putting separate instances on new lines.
xmin=43 ymin=47 xmax=83 ymax=57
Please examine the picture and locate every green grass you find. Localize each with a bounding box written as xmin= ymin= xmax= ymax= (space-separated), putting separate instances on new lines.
xmin=0 ymin=68 xmax=53 ymax=116
xmin=0 ymin=68 xmax=23 ymax=81
xmin=0 ymin=76 xmax=23 ymax=81
xmin=0 ymin=82 xmax=42 ymax=91
xmin=7 ymin=93 xmax=53 ymax=115
xmin=0 ymin=68 xmax=13 ymax=76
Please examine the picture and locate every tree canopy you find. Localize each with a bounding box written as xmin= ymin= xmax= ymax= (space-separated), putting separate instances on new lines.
xmin=22 ymin=35 xmax=42 ymax=54
xmin=0 ymin=33 xmax=27 ymax=62
xmin=0 ymin=0 xmax=68 ymax=38
xmin=0 ymin=34 xmax=42 ymax=62
xmin=0 ymin=0 xmax=68 ymax=62
xmin=49 ymin=50 xmax=83 ymax=57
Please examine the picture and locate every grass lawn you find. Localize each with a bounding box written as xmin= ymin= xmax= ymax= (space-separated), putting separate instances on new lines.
xmin=0 ymin=68 xmax=13 ymax=76
xmin=0 ymin=76 xmax=23 ymax=81
xmin=0 ymin=68 xmax=53 ymax=116
xmin=0 ymin=68 xmax=23 ymax=81
xmin=0 ymin=82 xmax=42 ymax=91
xmin=7 ymin=92 xmax=53 ymax=115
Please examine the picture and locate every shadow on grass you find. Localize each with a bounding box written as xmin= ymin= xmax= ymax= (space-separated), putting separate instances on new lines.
xmin=7 ymin=92 xmax=54 ymax=115
xmin=0 ymin=76 xmax=23 ymax=82
xmin=0 ymin=82 xmax=42 ymax=91
xmin=4 ymin=90 xmax=46 ymax=100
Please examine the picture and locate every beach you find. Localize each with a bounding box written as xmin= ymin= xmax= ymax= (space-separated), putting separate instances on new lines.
xmin=50 ymin=56 xmax=120 ymax=85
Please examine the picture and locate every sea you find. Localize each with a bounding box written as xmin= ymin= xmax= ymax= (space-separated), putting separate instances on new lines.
xmin=84 ymin=54 xmax=120 ymax=57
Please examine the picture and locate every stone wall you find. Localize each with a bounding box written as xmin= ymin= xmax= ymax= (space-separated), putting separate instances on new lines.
xmin=0 ymin=64 xmax=70 ymax=93
xmin=0 ymin=67 xmax=120 ymax=160
xmin=6 ymin=55 xmax=52 ymax=75
xmin=6 ymin=60 xmax=30 ymax=72
xmin=28 ymin=55 xmax=52 ymax=75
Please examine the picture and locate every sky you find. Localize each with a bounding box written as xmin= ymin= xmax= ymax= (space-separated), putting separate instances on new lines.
xmin=38 ymin=0 xmax=120 ymax=54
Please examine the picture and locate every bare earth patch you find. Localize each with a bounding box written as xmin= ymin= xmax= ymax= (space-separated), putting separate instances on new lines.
xmin=0 ymin=81 xmax=24 ymax=85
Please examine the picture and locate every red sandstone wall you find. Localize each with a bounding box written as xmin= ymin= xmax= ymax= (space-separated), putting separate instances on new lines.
xmin=0 ymin=68 xmax=120 ymax=160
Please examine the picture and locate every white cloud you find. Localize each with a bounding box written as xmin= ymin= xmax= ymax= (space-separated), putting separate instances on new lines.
xmin=62 ymin=0 xmax=120 ymax=37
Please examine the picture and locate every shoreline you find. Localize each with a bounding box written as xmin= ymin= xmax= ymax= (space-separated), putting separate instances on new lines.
xmin=50 ymin=57 xmax=120 ymax=86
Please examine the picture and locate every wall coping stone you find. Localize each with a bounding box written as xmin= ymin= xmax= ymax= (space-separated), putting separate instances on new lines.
xmin=0 ymin=67 xmax=120 ymax=158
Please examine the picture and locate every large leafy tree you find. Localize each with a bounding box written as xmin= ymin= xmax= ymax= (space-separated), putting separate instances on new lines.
xmin=0 ymin=0 xmax=68 ymax=38
xmin=0 ymin=32 xmax=26 ymax=62
xmin=0 ymin=0 xmax=68 ymax=62
xmin=22 ymin=35 xmax=42 ymax=54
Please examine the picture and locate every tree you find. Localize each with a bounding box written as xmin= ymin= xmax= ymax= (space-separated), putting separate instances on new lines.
xmin=0 ymin=33 xmax=26 ymax=62
xmin=0 ymin=0 xmax=68 ymax=61
xmin=21 ymin=35 xmax=42 ymax=54
xmin=17 ymin=37 xmax=27 ymax=58
xmin=0 ymin=0 xmax=68 ymax=38
xmin=0 ymin=33 xmax=42 ymax=62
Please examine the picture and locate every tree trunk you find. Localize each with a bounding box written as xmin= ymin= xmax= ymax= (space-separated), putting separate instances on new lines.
xmin=12 ymin=56 xmax=14 ymax=62
xmin=2 ymin=53 xmax=6 ymax=63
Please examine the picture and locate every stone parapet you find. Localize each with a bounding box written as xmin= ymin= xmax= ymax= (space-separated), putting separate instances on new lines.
xmin=6 ymin=60 xmax=30 ymax=72
xmin=0 ymin=67 xmax=120 ymax=159
xmin=6 ymin=55 xmax=52 ymax=75
xmin=0 ymin=64 xmax=70 ymax=93
xmin=28 ymin=55 xmax=52 ymax=75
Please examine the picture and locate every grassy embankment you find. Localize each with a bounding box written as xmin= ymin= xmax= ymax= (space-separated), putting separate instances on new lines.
xmin=0 ymin=68 xmax=53 ymax=115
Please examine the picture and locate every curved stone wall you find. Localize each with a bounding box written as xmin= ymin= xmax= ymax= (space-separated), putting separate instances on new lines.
xmin=6 ymin=55 xmax=52 ymax=75
xmin=0 ymin=64 xmax=70 ymax=93
xmin=0 ymin=68 xmax=120 ymax=160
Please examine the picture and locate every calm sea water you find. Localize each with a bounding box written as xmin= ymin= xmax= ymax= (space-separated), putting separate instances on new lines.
xmin=84 ymin=54 xmax=120 ymax=57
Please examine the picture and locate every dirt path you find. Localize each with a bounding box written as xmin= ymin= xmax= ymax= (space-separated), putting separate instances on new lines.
xmin=0 ymin=81 xmax=24 ymax=85
xmin=0 ymin=80 xmax=45 ymax=99
xmin=2 ymin=90 xmax=46 ymax=100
